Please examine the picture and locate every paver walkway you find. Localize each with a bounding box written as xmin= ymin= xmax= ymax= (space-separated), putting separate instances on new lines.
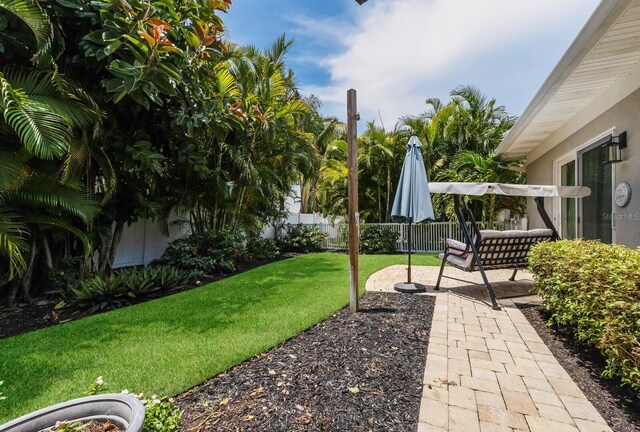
xmin=367 ymin=265 xmax=611 ymax=432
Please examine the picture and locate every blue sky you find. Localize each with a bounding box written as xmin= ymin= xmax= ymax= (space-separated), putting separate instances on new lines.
xmin=224 ymin=0 xmax=601 ymax=127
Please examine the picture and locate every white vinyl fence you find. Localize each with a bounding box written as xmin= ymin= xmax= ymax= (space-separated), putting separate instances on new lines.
xmin=309 ymin=220 xmax=524 ymax=252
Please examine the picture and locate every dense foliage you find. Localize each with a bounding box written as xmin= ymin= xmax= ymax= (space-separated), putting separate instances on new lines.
xmin=247 ymin=237 xmax=280 ymax=260
xmin=53 ymin=265 xmax=202 ymax=312
xmin=359 ymin=224 xmax=399 ymax=254
xmin=529 ymin=240 xmax=640 ymax=389
xmin=0 ymin=0 xmax=329 ymax=304
xmin=277 ymin=224 xmax=327 ymax=253
xmin=155 ymin=231 xmax=246 ymax=274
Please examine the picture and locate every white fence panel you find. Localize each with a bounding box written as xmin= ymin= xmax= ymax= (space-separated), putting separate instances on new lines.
xmin=298 ymin=220 xmax=525 ymax=253
xmin=113 ymin=216 xmax=190 ymax=268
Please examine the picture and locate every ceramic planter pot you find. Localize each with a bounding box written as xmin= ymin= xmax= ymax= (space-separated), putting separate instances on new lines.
xmin=0 ymin=394 xmax=145 ymax=432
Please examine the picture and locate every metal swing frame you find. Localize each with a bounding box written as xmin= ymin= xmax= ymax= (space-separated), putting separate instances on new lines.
xmin=428 ymin=183 xmax=591 ymax=310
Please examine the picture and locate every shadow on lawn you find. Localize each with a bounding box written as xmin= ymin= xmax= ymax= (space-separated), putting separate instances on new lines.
xmin=0 ymin=254 xmax=347 ymax=421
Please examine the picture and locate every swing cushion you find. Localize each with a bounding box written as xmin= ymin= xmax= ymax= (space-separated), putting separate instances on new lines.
xmin=440 ymin=228 xmax=553 ymax=271
xmin=446 ymin=238 xmax=471 ymax=255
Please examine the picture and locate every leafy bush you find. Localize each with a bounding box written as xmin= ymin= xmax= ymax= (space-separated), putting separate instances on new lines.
xmin=359 ymin=224 xmax=399 ymax=254
xmin=247 ymin=238 xmax=280 ymax=260
xmin=141 ymin=394 xmax=182 ymax=432
xmin=529 ymin=239 xmax=640 ymax=389
xmin=277 ymin=224 xmax=327 ymax=253
xmin=57 ymin=266 xmax=202 ymax=312
xmin=156 ymin=231 xmax=246 ymax=274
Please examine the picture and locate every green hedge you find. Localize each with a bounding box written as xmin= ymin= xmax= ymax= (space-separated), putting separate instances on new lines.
xmin=359 ymin=224 xmax=399 ymax=254
xmin=528 ymin=239 xmax=640 ymax=389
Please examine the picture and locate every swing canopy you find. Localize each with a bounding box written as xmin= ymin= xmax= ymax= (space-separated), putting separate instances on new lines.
xmin=428 ymin=182 xmax=591 ymax=198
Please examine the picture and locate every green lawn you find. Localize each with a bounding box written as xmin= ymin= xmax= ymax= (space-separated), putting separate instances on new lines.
xmin=0 ymin=252 xmax=438 ymax=422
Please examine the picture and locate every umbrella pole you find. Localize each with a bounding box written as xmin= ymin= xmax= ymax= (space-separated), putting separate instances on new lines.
xmin=407 ymin=218 xmax=412 ymax=283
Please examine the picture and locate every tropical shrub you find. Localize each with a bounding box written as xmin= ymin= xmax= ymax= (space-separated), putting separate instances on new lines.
xmin=156 ymin=231 xmax=246 ymax=274
xmin=359 ymin=225 xmax=399 ymax=254
xmin=277 ymin=225 xmax=327 ymax=253
xmin=529 ymin=239 xmax=640 ymax=389
xmin=56 ymin=266 xmax=202 ymax=312
xmin=247 ymin=238 xmax=280 ymax=260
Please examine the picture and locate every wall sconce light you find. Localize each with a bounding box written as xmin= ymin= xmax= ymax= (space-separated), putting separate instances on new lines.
xmin=602 ymin=131 xmax=627 ymax=164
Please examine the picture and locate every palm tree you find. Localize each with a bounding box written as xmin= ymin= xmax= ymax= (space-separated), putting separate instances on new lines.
xmin=0 ymin=68 xmax=101 ymax=303
xmin=435 ymin=151 xmax=525 ymax=225
xmin=446 ymin=85 xmax=515 ymax=155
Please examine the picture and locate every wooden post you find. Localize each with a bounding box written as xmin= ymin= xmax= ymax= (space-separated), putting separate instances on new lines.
xmin=347 ymin=89 xmax=359 ymax=313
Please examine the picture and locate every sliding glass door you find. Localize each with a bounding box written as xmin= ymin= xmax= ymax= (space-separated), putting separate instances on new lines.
xmin=579 ymin=142 xmax=612 ymax=243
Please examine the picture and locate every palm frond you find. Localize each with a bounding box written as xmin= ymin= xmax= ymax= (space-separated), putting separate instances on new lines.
xmin=0 ymin=205 xmax=28 ymax=279
xmin=16 ymin=174 xmax=98 ymax=222
xmin=4 ymin=68 xmax=102 ymax=129
xmin=0 ymin=73 xmax=71 ymax=159
xmin=0 ymin=148 xmax=28 ymax=192
xmin=0 ymin=0 xmax=53 ymax=62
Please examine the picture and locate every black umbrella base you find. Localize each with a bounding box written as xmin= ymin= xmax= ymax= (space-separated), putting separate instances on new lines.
xmin=394 ymin=282 xmax=426 ymax=293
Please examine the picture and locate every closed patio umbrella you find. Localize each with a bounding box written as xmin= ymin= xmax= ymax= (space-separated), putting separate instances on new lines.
xmin=391 ymin=136 xmax=435 ymax=293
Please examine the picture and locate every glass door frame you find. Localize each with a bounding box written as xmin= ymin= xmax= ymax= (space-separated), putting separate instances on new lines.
xmin=553 ymin=153 xmax=577 ymax=239
xmin=577 ymin=136 xmax=616 ymax=244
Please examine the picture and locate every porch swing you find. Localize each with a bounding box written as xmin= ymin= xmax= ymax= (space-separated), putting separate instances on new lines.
xmin=427 ymin=182 xmax=591 ymax=310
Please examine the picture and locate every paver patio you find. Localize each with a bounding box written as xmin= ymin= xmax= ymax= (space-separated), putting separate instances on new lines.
xmin=366 ymin=265 xmax=611 ymax=432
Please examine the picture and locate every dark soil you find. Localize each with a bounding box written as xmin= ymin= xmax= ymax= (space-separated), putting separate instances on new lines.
xmin=518 ymin=304 xmax=640 ymax=431
xmin=45 ymin=419 xmax=123 ymax=432
xmin=0 ymin=256 xmax=291 ymax=340
xmin=177 ymin=292 xmax=434 ymax=432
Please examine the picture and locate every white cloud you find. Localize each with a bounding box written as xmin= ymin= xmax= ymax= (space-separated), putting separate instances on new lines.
xmin=299 ymin=0 xmax=599 ymax=127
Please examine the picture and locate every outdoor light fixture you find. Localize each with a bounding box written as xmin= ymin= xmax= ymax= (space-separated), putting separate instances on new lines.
xmin=355 ymin=0 xmax=368 ymax=4
xmin=602 ymin=131 xmax=627 ymax=164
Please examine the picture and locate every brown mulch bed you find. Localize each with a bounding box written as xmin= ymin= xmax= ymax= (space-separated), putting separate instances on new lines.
xmin=0 ymin=256 xmax=291 ymax=340
xmin=177 ymin=292 xmax=434 ymax=431
xmin=518 ymin=304 xmax=640 ymax=431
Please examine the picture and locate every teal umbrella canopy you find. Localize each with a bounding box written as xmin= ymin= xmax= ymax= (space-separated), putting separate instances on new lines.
xmin=391 ymin=136 xmax=434 ymax=223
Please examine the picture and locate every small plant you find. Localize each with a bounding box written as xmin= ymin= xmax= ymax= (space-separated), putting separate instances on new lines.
xmin=140 ymin=394 xmax=182 ymax=432
xmin=359 ymin=224 xmax=400 ymax=254
xmin=50 ymin=420 xmax=87 ymax=432
xmin=247 ymin=238 xmax=280 ymax=260
xmin=69 ymin=277 xmax=126 ymax=313
xmin=277 ymin=224 xmax=327 ymax=253
xmin=86 ymin=376 xmax=104 ymax=396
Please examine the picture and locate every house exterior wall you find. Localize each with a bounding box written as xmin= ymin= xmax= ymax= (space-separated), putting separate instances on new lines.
xmin=526 ymin=87 xmax=640 ymax=248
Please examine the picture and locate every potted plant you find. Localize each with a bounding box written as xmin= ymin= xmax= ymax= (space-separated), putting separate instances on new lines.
xmin=0 ymin=394 xmax=145 ymax=432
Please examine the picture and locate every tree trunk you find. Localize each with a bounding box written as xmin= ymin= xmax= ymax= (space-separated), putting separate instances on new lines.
xmin=18 ymin=237 xmax=39 ymax=304
xmin=6 ymin=278 xmax=20 ymax=307
xmin=106 ymin=221 xmax=125 ymax=275
xmin=99 ymin=221 xmax=124 ymax=276
xmin=41 ymin=236 xmax=53 ymax=270
xmin=386 ymin=166 xmax=391 ymax=222
xmin=232 ymin=186 xmax=246 ymax=232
